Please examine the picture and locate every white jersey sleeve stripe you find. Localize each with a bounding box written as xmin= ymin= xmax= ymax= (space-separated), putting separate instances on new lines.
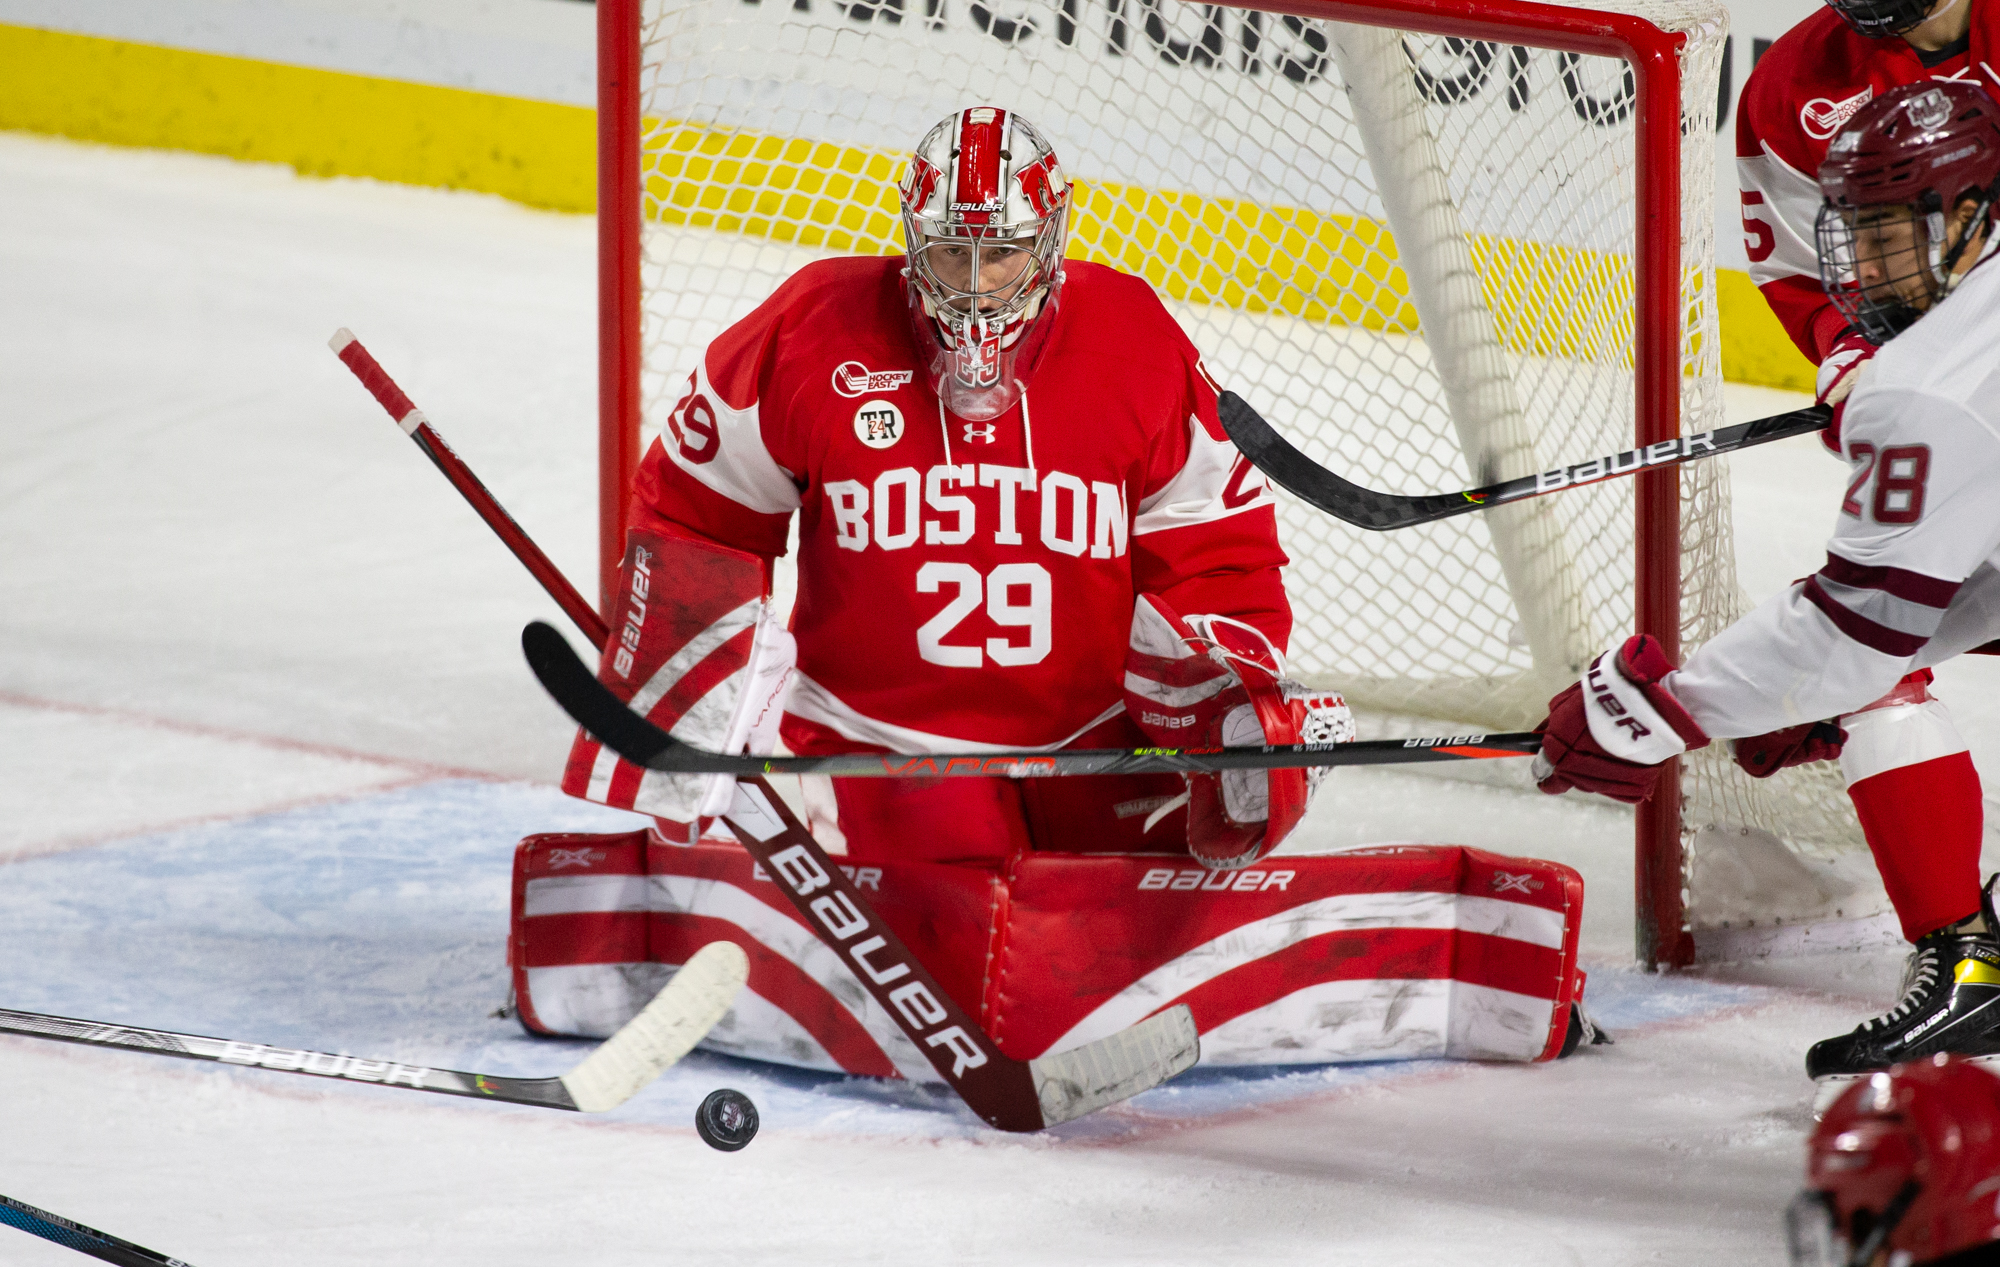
xmin=1740 ymin=145 xmax=1824 ymax=290
xmin=1133 ymin=416 xmax=1271 ymax=536
xmin=661 ymin=364 xmax=804 ymax=516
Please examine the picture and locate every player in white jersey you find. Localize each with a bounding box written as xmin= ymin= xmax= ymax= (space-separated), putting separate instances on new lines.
xmin=1533 ymin=78 xmax=2000 ymax=1080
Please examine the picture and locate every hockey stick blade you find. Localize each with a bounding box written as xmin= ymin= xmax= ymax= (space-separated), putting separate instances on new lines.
xmin=0 ymin=941 xmax=746 ymax=1113
xmin=523 ymin=620 xmax=1540 ymax=777
xmin=718 ymin=775 xmax=1199 ymax=1129
xmin=1 ymin=1193 xmax=192 ymax=1267
xmin=1218 ymin=390 xmax=1833 ymax=531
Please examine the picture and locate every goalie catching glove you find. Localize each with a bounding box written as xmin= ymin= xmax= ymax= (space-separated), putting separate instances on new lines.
xmin=1532 ymin=635 xmax=1710 ymax=804
xmin=560 ymin=529 xmax=794 ymax=842
xmin=1123 ymin=594 xmax=1353 ymax=870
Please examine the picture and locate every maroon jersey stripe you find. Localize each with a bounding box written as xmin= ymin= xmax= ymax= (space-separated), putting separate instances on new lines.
xmin=1819 ymin=551 xmax=1962 ymax=607
xmin=1803 ymin=574 xmax=1932 ymax=656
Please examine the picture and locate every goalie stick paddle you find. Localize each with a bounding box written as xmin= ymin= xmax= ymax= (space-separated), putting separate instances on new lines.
xmin=522 ymin=620 xmax=1542 ymax=776
xmin=0 ymin=940 xmax=748 ymax=1114
xmin=0 ymin=1193 xmax=192 ymax=1267
xmin=1216 ymin=390 xmax=1833 ymax=531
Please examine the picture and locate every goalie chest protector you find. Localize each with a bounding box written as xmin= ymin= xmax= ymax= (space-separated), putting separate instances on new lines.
xmin=509 ymin=831 xmax=1586 ymax=1074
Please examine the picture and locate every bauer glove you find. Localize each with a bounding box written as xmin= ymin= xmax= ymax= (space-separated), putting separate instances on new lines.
xmin=1815 ymin=327 xmax=1878 ymax=455
xmin=1732 ymin=721 xmax=1847 ymax=778
xmin=1532 ymin=634 xmax=1709 ymax=804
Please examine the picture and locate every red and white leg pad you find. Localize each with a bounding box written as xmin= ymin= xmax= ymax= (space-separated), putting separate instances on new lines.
xmin=511 ymin=833 xmax=1589 ymax=1074
xmin=559 ymin=530 xmax=794 ymax=844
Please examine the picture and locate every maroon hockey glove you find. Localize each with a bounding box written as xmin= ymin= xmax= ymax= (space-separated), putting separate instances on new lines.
xmin=1732 ymin=721 xmax=1847 ymax=779
xmin=1532 ymin=635 xmax=1710 ymax=805
xmin=1815 ymin=328 xmax=1877 ymax=455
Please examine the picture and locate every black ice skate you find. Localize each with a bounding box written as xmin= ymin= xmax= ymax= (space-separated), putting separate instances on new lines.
xmin=1807 ymin=878 xmax=2000 ymax=1081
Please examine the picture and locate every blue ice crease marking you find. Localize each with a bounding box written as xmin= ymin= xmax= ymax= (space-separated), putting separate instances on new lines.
xmin=0 ymin=779 xmax=1777 ymax=1140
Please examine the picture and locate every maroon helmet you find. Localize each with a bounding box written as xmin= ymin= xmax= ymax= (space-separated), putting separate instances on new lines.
xmin=1788 ymin=1055 xmax=2000 ymax=1267
xmin=1815 ymin=80 xmax=2000 ymax=342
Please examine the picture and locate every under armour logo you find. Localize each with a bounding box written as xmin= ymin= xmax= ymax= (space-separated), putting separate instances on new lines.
xmin=1491 ymin=871 xmax=1544 ymax=895
xmin=962 ymin=423 xmax=997 ymax=443
xmin=547 ymin=848 xmax=606 ymax=870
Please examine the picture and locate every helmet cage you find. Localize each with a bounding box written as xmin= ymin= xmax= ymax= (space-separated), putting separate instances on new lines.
xmin=1822 ymin=0 xmax=1937 ymax=39
xmin=1784 ymin=1191 xmax=1846 ymax=1267
xmin=1787 ymin=1181 xmax=1923 ymax=1267
xmin=898 ymin=108 xmax=1072 ymax=421
xmin=1814 ymin=194 xmax=1972 ymax=342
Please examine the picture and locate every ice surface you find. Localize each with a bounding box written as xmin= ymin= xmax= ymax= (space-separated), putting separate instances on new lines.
xmin=1 ymin=130 xmax=1994 ymax=1264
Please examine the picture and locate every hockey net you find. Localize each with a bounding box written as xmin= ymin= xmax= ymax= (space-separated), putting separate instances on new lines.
xmin=608 ymin=0 xmax=1874 ymax=965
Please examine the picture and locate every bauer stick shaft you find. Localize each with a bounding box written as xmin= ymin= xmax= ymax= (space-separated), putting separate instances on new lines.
xmin=711 ymin=777 xmax=1197 ymax=1130
xmin=0 ymin=941 xmax=746 ymax=1113
xmin=523 ymin=620 xmax=1540 ymax=776
xmin=331 ymin=338 xmax=1199 ymax=1128
xmin=0 ymin=1192 xmax=191 ymax=1267
xmin=330 ymin=328 xmax=611 ymax=646
xmin=1217 ymin=390 xmax=1832 ymax=531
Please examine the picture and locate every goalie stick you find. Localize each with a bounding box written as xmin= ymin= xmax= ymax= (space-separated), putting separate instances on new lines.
xmin=0 ymin=940 xmax=748 ymax=1113
xmin=714 ymin=775 xmax=1198 ymax=1130
xmin=329 ymin=327 xmax=607 ymax=642
xmin=326 ymin=334 xmax=1202 ymax=1129
xmin=523 ymin=620 xmax=1541 ymax=775
xmin=1 ymin=1192 xmax=191 ymax=1267
xmin=1216 ymin=390 xmax=1833 ymax=531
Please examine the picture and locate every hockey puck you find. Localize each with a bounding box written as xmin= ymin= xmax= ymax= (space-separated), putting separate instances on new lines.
xmin=696 ymin=1089 xmax=759 ymax=1151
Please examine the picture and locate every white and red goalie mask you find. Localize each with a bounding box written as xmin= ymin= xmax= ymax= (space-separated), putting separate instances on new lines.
xmin=900 ymin=106 xmax=1071 ymax=422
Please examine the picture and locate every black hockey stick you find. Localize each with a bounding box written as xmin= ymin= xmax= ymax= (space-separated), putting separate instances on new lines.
xmin=0 ymin=1193 xmax=190 ymax=1267
xmin=1216 ymin=390 xmax=1832 ymax=531
xmin=0 ymin=940 xmax=747 ymax=1113
xmin=523 ymin=620 xmax=1541 ymax=776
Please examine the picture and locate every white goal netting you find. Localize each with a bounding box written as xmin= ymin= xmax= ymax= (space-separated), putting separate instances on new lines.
xmin=630 ymin=0 xmax=1876 ymax=953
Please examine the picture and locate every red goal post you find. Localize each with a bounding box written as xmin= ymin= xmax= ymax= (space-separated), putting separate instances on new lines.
xmin=593 ymin=0 xmax=1720 ymax=969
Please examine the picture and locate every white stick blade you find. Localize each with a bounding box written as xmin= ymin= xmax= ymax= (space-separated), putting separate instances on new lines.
xmin=1028 ymin=1003 xmax=1199 ymax=1127
xmin=558 ymin=940 xmax=749 ymax=1112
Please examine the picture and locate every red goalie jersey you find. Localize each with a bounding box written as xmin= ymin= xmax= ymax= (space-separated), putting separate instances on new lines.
xmin=1736 ymin=6 xmax=2000 ymax=361
xmin=628 ymin=254 xmax=1289 ymax=759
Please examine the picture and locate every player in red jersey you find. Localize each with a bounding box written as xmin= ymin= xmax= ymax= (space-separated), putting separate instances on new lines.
xmin=561 ymin=106 xmax=1345 ymax=872
xmin=1542 ymin=82 xmax=2000 ymax=1080
xmin=1733 ymin=0 xmax=1998 ymax=982
xmin=513 ymin=108 xmax=1611 ymax=1073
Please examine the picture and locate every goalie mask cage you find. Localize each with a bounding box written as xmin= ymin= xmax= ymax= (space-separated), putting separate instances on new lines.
xmin=594 ymin=0 xmax=1869 ymax=970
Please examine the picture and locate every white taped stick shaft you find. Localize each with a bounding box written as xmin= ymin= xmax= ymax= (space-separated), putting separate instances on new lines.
xmin=559 ymin=940 xmax=749 ymax=1112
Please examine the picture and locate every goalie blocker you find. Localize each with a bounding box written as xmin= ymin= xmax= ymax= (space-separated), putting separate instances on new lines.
xmin=510 ymin=829 xmax=1595 ymax=1073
